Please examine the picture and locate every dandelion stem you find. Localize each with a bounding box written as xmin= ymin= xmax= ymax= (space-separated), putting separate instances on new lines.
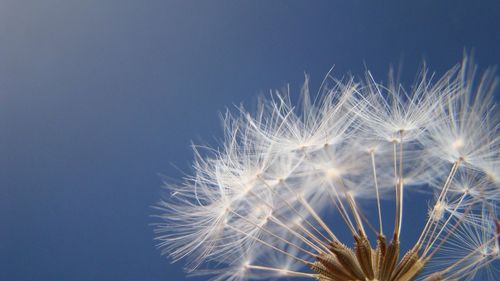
xmin=393 ymin=139 xmax=400 ymax=240
xmin=345 ymin=191 xmax=366 ymax=236
xmin=269 ymin=215 xmax=327 ymax=254
xmin=356 ymin=204 xmax=379 ymax=237
xmin=325 ymin=180 xmax=358 ymax=236
xmin=298 ymin=195 xmax=339 ymax=242
xmin=424 ymin=206 xmax=471 ymax=260
xmin=281 ymin=180 xmax=338 ymax=242
xmin=320 ymin=146 xmax=359 ymax=236
xmin=226 ymin=224 xmax=311 ymax=265
xmin=432 ymin=235 xmax=498 ymax=276
xmin=422 ymin=192 xmax=467 ymax=256
xmin=246 ymin=189 xmax=330 ymax=254
xmin=229 ymin=210 xmax=317 ymax=257
xmin=397 ymin=130 xmax=404 ymax=238
xmin=245 ymin=264 xmax=318 ymax=278
xmin=370 ymin=150 xmax=384 ymax=235
xmin=416 ymin=160 xmax=461 ymax=250
xmin=256 ymin=176 xmax=333 ymax=244
xmin=448 ymin=257 xmax=497 ymax=280
xmin=436 ymin=160 xmax=462 ymax=203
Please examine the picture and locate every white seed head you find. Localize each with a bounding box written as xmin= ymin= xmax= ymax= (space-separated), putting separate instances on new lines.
xmin=155 ymin=55 xmax=499 ymax=280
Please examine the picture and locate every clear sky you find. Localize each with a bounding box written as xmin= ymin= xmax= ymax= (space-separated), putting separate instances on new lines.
xmin=0 ymin=1 xmax=498 ymax=281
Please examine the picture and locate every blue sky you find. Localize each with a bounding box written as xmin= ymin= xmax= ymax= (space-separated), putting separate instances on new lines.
xmin=0 ymin=1 xmax=498 ymax=281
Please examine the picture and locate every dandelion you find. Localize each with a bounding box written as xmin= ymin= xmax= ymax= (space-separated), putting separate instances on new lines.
xmin=154 ymin=56 xmax=499 ymax=281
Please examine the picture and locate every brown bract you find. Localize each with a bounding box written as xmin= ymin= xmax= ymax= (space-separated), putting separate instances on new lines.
xmin=310 ymin=233 xmax=426 ymax=281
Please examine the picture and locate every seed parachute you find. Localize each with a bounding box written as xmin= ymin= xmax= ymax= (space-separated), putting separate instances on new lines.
xmin=154 ymin=56 xmax=499 ymax=281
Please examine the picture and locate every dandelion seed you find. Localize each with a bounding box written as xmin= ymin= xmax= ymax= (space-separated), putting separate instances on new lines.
xmin=155 ymin=55 xmax=499 ymax=281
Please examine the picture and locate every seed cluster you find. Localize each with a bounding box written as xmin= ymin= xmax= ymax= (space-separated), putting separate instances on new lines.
xmin=156 ymin=57 xmax=499 ymax=281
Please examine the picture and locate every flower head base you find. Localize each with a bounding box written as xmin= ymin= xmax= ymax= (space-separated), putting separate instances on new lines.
xmin=155 ymin=56 xmax=499 ymax=281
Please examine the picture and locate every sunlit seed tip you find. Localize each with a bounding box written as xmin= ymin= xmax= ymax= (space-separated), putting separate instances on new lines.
xmin=451 ymin=138 xmax=464 ymax=149
xmin=325 ymin=168 xmax=341 ymax=179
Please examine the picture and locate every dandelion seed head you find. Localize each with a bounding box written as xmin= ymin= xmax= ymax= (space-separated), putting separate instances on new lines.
xmin=156 ymin=55 xmax=499 ymax=281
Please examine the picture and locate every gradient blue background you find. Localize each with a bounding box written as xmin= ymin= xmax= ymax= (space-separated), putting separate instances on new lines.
xmin=1 ymin=1 xmax=498 ymax=280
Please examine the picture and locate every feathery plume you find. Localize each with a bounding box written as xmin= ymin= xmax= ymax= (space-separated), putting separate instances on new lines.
xmin=155 ymin=55 xmax=499 ymax=281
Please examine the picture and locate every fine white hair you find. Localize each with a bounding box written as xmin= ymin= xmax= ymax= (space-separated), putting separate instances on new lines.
xmin=155 ymin=55 xmax=499 ymax=281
